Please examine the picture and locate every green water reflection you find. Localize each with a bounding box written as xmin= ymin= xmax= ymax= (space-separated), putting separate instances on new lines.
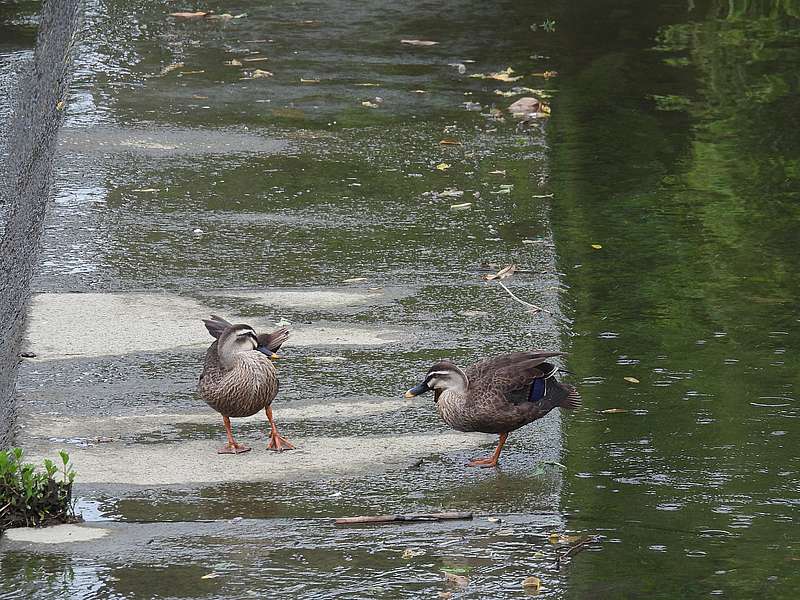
xmin=549 ymin=1 xmax=799 ymax=598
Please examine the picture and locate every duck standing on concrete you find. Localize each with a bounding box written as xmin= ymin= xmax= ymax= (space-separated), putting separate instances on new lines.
xmin=198 ymin=315 xmax=294 ymax=454
xmin=404 ymin=351 xmax=580 ymax=467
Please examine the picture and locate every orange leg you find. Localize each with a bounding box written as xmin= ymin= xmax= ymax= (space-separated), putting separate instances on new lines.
xmin=217 ymin=416 xmax=251 ymax=454
xmin=467 ymin=433 xmax=508 ymax=468
xmin=265 ymin=406 xmax=295 ymax=451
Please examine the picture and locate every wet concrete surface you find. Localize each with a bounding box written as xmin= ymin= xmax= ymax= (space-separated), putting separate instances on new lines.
xmin=1 ymin=1 xmax=572 ymax=598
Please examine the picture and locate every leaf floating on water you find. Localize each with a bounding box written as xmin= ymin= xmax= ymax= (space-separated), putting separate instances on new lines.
xmin=436 ymin=162 xmax=451 ymax=171
xmin=521 ymin=576 xmax=542 ymax=591
xmin=600 ymin=408 xmax=628 ymax=414
xmin=591 ymin=243 xmax=602 ymax=249
xmin=439 ymin=139 xmax=460 ymax=145
xmin=361 ymin=101 xmax=379 ymax=108
xmin=624 ymin=376 xmax=640 ymax=384
xmin=224 ymin=59 xmax=242 ymax=66
xmin=401 ymin=39 xmax=439 ymax=46
xmin=402 ymin=548 xmax=425 ymax=559
xmin=532 ymin=70 xmax=558 ymax=79
xmin=450 ymin=202 xmax=472 ymax=211
xmin=56 ymin=100 xmax=65 ymax=111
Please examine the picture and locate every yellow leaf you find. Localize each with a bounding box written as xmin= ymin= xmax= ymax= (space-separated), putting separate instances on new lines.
xmin=624 ymin=376 xmax=640 ymax=384
xmin=591 ymin=244 xmax=602 ymax=249
xmin=436 ymin=162 xmax=451 ymax=171
xmin=521 ymin=576 xmax=542 ymax=590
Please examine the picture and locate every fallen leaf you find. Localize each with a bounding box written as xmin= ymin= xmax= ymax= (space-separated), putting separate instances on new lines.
xmin=600 ymin=408 xmax=628 ymax=414
xmin=401 ymin=39 xmax=439 ymax=46
xmin=470 ymin=67 xmax=522 ymax=82
xmin=242 ymin=69 xmax=273 ymax=79
xmin=224 ymin=59 xmax=242 ymax=66
xmin=450 ymin=202 xmax=472 ymax=211
xmin=439 ymin=139 xmax=460 ymax=145
xmin=207 ymin=13 xmax=247 ymax=21
xmin=158 ymin=62 xmax=184 ymax=76
xmin=55 ymin=100 xmax=65 ymax=110
xmin=624 ymin=377 xmax=640 ymax=384
xmin=522 ymin=576 xmax=542 ymax=590
xmin=591 ymin=244 xmax=602 ymax=249
xmin=443 ymin=572 xmax=469 ymax=588
xmin=361 ymin=101 xmax=379 ymax=108
xmin=532 ymin=70 xmax=558 ymax=79
xmin=436 ymin=163 xmax=451 ymax=171
xmin=437 ymin=188 xmax=463 ymax=198
xmin=483 ymin=264 xmax=517 ymax=281
xmin=402 ymin=548 xmax=425 ymax=559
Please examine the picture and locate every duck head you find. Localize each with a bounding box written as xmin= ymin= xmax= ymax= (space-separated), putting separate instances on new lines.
xmin=404 ymin=360 xmax=469 ymax=401
xmin=217 ymin=324 xmax=259 ymax=368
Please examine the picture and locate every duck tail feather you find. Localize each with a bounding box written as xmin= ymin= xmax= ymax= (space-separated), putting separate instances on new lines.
xmin=560 ymin=386 xmax=582 ymax=410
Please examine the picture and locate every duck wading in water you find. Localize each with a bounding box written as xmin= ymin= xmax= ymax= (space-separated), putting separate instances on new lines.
xmin=404 ymin=351 xmax=581 ymax=467
xmin=198 ymin=315 xmax=294 ymax=454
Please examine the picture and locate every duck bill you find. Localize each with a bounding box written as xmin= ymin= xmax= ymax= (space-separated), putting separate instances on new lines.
xmin=404 ymin=382 xmax=430 ymax=398
xmin=256 ymin=346 xmax=281 ymax=359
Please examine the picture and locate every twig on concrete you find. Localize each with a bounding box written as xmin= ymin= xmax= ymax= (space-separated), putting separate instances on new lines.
xmin=335 ymin=512 xmax=473 ymax=525
xmin=497 ymin=281 xmax=551 ymax=315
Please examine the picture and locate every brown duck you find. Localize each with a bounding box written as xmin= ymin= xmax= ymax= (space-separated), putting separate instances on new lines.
xmin=198 ymin=315 xmax=294 ymax=454
xmin=404 ymin=351 xmax=580 ymax=467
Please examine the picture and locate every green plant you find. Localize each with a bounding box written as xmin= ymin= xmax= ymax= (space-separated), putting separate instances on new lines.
xmin=0 ymin=448 xmax=78 ymax=533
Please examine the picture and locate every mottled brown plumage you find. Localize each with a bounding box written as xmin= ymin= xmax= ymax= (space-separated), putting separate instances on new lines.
xmin=405 ymin=351 xmax=581 ymax=467
xmin=198 ymin=318 xmax=294 ymax=454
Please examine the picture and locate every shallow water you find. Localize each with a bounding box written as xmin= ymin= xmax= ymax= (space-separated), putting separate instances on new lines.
xmin=2 ymin=0 xmax=799 ymax=598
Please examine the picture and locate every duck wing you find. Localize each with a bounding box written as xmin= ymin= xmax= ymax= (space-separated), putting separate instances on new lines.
xmin=466 ymin=351 xmax=564 ymax=394
xmin=202 ymin=314 xmax=233 ymax=339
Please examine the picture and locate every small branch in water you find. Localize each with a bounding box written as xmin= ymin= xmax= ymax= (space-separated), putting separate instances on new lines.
xmin=335 ymin=512 xmax=473 ymax=525
xmin=555 ymin=535 xmax=601 ymax=569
